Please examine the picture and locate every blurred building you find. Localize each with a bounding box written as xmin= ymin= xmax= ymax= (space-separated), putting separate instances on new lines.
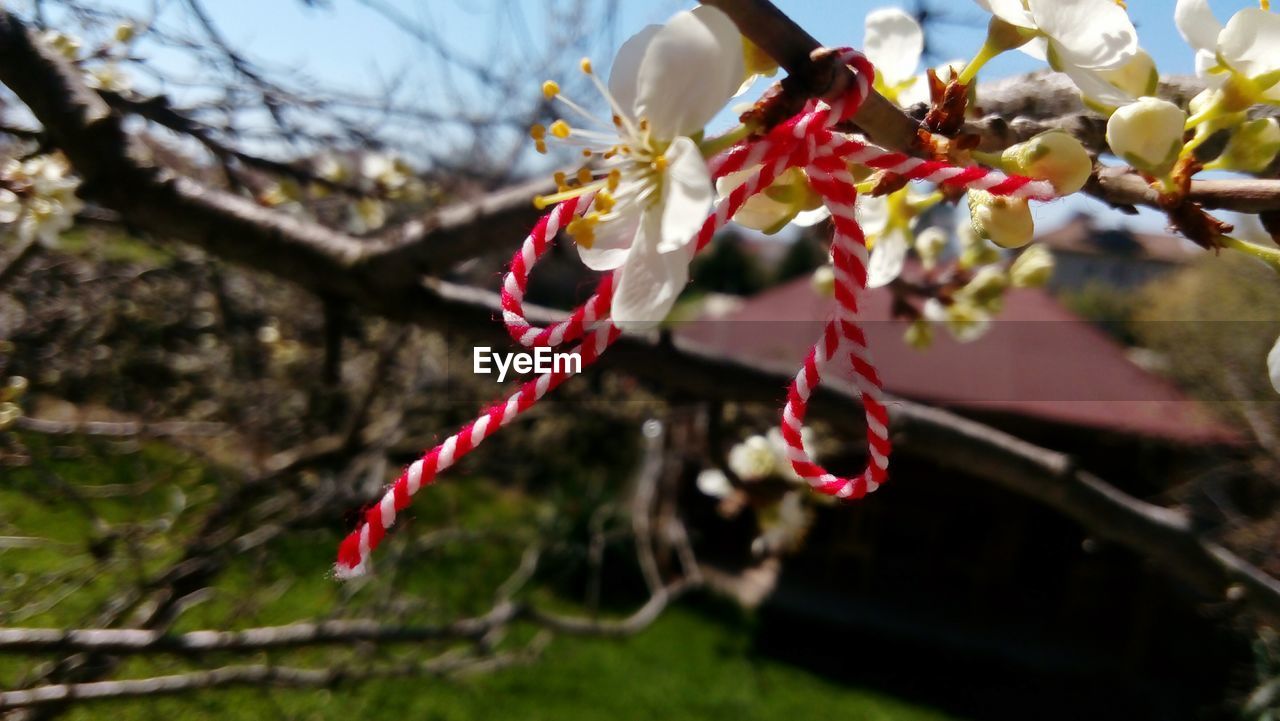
xmin=674 ymin=272 xmax=1247 ymax=720
xmin=1038 ymin=214 xmax=1199 ymax=292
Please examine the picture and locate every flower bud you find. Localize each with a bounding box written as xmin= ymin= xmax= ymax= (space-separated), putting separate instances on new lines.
xmin=1009 ymin=244 xmax=1055 ymax=288
xmin=696 ymin=469 xmax=733 ymax=498
xmin=959 ymin=266 xmax=1009 ymax=310
xmin=923 ymin=298 xmax=992 ymax=343
xmin=968 ymin=190 xmax=1034 ymax=249
xmin=721 ymin=167 xmax=821 ymax=234
xmin=728 ymin=435 xmax=777 ymax=482
xmin=1000 ymin=131 xmax=1092 ymax=194
xmin=957 ymin=221 xmax=1001 ymax=269
xmin=915 ymin=226 xmax=948 ymax=269
xmin=1216 ymin=118 xmax=1280 ymax=174
xmin=810 ymin=265 xmax=835 ymax=297
xmin=904 ymin=318 xmax=933 ymax=350
xmin=0 ymin=402 xmax=21 ymax=431
xmin=1106 ymin=97 xmax=1186 ymax=177
xmin=2 ymin=376 xmax=28 ymax=402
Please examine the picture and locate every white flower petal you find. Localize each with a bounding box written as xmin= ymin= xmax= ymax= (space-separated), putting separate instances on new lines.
xmin=1269 ymin=333 xmax=1280 ymax=395
xmin=610 ymin=212 xmax=695 ymax=328
xmin=791 ymin=206 xmax=832 ymax=227
xmin=1060 ymin=60 xmax=1134 ymax=110
xmin=1195 ymin=50 xmax=1226 ymax=83
xmin=1174 ymin=0 xmax=1223 ymax=55
xmin=577 ymin=214 xmax=639 ymax=272
xmin=864 ymin=8 xmax=923 ymax=87
xmin=696 ymin=469 xmax=733 ymax=498
xmin=855 ymin=195 xmax=890 ymax=236
xmin=1018 ymin=36 xmax=1048 ymax=62
xmin=895 ymin=75 xmax=930 ymax=108
xmin=1028 ymin=0 xmax=1136 ymax=71
xmin=0 ymin=189 xmax=21 ymax=224
xmin=974 ymin=0 xmax=1035 ymax=28
xmin=577 ymin=191 xmax=644 ymax=271
xmin=866 ymin=227 xmax=910 ymax=289
xmin=1218 ymin=9 xmax=1280 ymax=83
xmin=656 ymin=136 xmax=713 ymax=253
xmin=608 ymin=24 xmax=661 ymax=120
xmin=635 ymin=6 xmax=744 ymax=138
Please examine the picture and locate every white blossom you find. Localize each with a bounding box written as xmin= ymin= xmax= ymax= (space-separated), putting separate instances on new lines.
xmin=533 ymin=7 xmax=743 ymax=329
xmin=974 ymin=0 xmax=1137 ymax=72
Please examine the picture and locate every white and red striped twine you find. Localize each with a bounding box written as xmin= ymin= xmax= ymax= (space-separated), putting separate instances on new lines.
xmin=334 ymin=48 xmax=1056 ymax=578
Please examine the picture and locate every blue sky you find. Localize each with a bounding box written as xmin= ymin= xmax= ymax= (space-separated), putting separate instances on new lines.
xmin=14 ymin=0 xmax=1270 ymax=234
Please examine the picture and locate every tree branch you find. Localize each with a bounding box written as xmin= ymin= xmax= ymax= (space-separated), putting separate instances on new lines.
xmin=0 ymin=607 xmax=515 ymax=655
xmin=1 ymin=4 xmax=1278 ymax=627
xmin=0 ymin=650 xmax=532 ymax=710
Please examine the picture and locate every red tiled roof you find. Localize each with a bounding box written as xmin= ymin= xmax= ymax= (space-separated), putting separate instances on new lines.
xmin=677 ymin=275 xmax=1240 ymax=446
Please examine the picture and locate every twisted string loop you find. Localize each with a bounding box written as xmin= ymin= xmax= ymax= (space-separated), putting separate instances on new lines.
xmin=335 ymin=48 xmax=1055 ymax=577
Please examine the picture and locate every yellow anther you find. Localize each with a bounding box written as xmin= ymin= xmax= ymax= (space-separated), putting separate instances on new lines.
xmin=606 ymin=169 xmax=621 ymax=191
xmin=533 ymin=195 xmax=550 ymax=209
xmin=595 ymin=191 xmax=615 ymax=213
xmin=550 ymin=120 xmax=571 ymax=139
xmin=580 ymin=58 xmax=594 ymax=75
xmin=535 ymin=140 xmax=548 ymax=154
xmin=651 ymin=155 xmax=668 ymax=173
xmin=639 ymin=118 xmax=650 ymax=132
xmin=529 ymin=124 xmax=546 ymax=140
xmin=582 ymin=149 xmax=593 ymax=157
xmin=566 ymin=216 xmax=597 ymax=248
xmin=612 ymin=114 xmax=623 ymax=127
xmin=553 ymin=171 xmax=568 ymax=187
xmin=576 ymin=167 xmax=593 ymax=185
xmin=542 ymin=80 xmax=560 ymax=99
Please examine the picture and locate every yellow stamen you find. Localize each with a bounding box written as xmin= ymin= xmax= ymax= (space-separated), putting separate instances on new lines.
xmin=580 ymin=58 xmax=593 ymax=75
xmin=651 ymin=155 xmax=667 ymax=173
xmin=550 ymin=120 xmax=571 ymax=139
xmin=529 ymin=124 xmax=546 ymax=140
xmin=553 ymin=171 xmax=567 ymax=187
xmin=566 ymin=215 xmax=598 ymax=248
xmin=542 ymin=80 xmax=560 ymax=99
xmin=595 ymin=191 xmax=616 ymax=213
xmin=577 ymin=167 xmax=593 ymax=185
xmin=606 ymin=169 xmax=621 ymax=191
xmin=535 ymin=140 xmax=547 ymax=154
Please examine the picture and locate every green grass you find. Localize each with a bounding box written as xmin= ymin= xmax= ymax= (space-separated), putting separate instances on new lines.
xmin=60 ymin=605 xmax=962 ymax=721
xmin=1 ymin=432 xmax=963 ymax=721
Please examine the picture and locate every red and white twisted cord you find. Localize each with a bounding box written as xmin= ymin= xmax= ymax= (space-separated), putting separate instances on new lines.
xmin=780 ymin=152 xmax=889 ymax=498
xmin=335 ymin=47 xmax=1059 ymax=577
xmin=335 ymin=151 xmax=799 ymax=577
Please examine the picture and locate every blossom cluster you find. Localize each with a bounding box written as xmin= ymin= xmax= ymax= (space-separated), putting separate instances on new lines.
xmin=955 ymin=0 xmax=1280 ymax=390
xmin=0 ymin=153 xmax=83 ymax=247
xmin=696 ymin=428 xmax=823 ymax=557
